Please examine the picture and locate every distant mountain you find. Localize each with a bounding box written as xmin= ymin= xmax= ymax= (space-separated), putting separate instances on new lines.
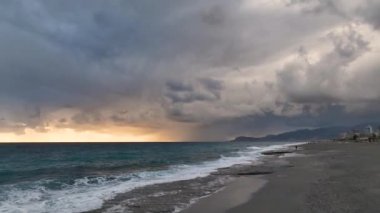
xmin=232 ymin=123 xmax=380 ymax=142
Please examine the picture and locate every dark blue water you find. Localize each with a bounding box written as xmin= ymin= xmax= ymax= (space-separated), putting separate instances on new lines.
xmin=0 ymin=142 xmax=294 ymax=213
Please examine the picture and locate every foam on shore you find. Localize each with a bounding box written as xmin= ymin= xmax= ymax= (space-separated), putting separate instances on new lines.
xmin=0 ymin=142 xmax=303 ymax=213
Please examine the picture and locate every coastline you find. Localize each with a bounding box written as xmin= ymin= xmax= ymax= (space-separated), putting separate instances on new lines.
xmin=86 ymin=142 xmax=300 ymax=213
xmin=181 ymin=144 xmax=300 ymax=213
xmin=183 ymin=141 xmax=380 ymax=213
xmin=1 ymin=142 xmax=301 ymax=213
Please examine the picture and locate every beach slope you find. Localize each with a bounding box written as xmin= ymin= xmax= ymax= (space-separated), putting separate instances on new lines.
xmin=183 ymin=142 xmax=380 ymax=213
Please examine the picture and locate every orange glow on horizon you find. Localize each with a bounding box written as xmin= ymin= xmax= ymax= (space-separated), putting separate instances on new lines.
xmin=0 ymin=127 xmax=173 ymax=143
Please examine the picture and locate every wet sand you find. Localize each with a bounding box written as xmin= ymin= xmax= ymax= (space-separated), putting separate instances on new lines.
xmin=87 ymin=144 xmax=299 ymax=213
xmin=182 ymin=142 xmax=380 ymax=213
xmin=181 ymin=176 xmax=266 ymax=213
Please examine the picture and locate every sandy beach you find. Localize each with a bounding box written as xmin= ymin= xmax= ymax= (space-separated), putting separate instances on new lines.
xmin=182 ymin=142 xmax=380 ymax=213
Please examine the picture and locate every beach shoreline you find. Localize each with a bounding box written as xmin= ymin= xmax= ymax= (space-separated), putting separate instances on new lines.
xmin=181 ymin=176 xmax=267 ymax=213
xmin=181 ymin=144 xmax=300 ymax=213
xmin=85 ymin=142 xmax=300 ymax=213
xmin=183 ymin=141 xmax=380 ymax=213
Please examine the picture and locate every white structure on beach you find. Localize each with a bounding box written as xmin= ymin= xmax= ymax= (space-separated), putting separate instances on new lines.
xmin=367 ymin=125 xmax=373 ymax=135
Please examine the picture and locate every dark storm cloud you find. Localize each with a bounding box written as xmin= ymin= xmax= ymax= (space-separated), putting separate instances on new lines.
xmin=166 ymin=107 xmax=198 ymax=123
xmin=71 ymin=111 xmax=104 ymax=125
xmin=165 ymin=92 xmax=217 ymax=104
xmin=359 ymin=0 xmax=380 ymax=30
xmin=0 ymin=0 xmax=246 ymax=114
xmin=198 ymin=78 xmax=224 ymax=98
xmin=0 ymin=0 xmax=180 ymax=131
xmin=163 ymin=78 xmax=225 ymax=123
xmin=166 ymin=81 xmax=194 ymax=93
xmin=165 ymin=78 xmax=223 ymax=104
xmin=0 ymin=0 xmax=379 ymax=140
xmin=201 ymin=5 xmax=226 ymax=26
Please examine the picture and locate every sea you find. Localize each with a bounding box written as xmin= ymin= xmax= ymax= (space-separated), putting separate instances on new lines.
xmin=0 ymin=141 xmax=301 ymax=213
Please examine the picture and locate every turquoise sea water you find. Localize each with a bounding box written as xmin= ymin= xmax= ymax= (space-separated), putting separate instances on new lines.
xmin=0 ymin=141 xmax=298 ymax=212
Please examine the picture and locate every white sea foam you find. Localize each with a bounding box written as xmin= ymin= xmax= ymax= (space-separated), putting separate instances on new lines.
xmin=0 ymin=142 xmax=303 ymax=213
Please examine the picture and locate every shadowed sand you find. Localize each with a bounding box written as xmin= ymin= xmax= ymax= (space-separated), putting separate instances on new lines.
xmin=181 ymin=177 xmax=266 ymax=213
xmin=182 ymin=142 xmax=380 ymax=213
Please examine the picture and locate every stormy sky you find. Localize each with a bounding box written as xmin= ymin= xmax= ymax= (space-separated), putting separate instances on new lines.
xmin=0 ymin=0 xmax=380 ymax=141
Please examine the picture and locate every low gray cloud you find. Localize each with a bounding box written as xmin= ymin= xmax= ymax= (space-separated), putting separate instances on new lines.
xmin=165 ymin=81 xmax=194 ymax=93
xmin=165 ymin=78 xmax=223 ymax=104
xmin=198 ymin=78 xmax=224 ymax=98
xmin=277 ymin=26 xmax=370 ymax=105
xmin=193 ymin=104 xmax=380 ymax=141
xmin=164 ymin=78 xmax=224 ymax=122
xmin=201 ymin=5 xmax=226 ymax=26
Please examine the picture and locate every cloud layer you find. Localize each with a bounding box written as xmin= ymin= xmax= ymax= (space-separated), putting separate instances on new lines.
xmin=0 ymin=0 xmax=380 ymax=141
